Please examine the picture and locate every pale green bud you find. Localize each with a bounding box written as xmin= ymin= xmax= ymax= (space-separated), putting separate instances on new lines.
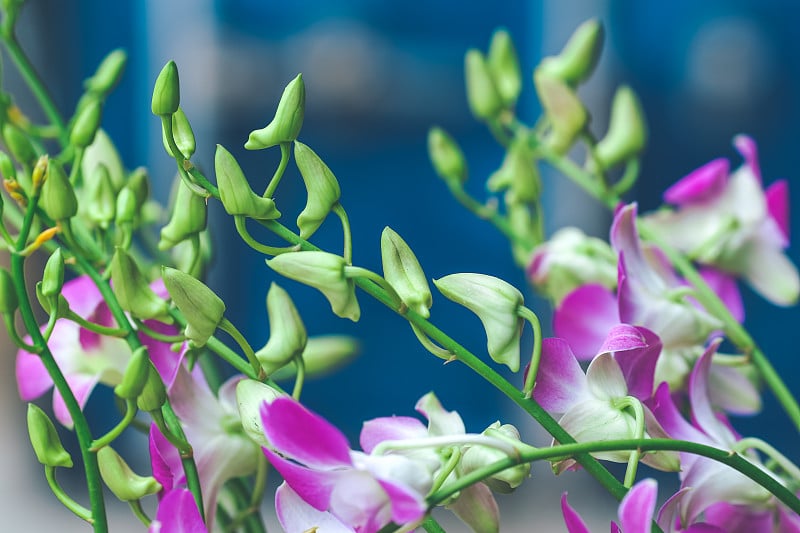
xmin=136 ymin=362 xmax=167 ymax=412
xmin=294 ymin=141 xmax=341 ymax=238
xmin=245 ymin=74 xmax=305 ymax=150
xmin=235 ymin=379 xmax=283 ymax=447
xmin=266 ymin=251 xmax=360 ymax=321
xmin=115 ymin=187 xmax=138 ymax=226
xmin=214 ymin=144 xmax=281 ymax=220
xmin=151 ymin=60 xmax=180 ymax=116
xmin=127 ymin=167 xmax=150 ymax=208
xmin=159 ymin=179 xmax=207 ymax=250
xmin=428 ymin=127 xmax=467 ymax=185
xmin=110 ymin=248 xmax=170 ymax=321
xmin=0 ymin=267 xmax=18 ymax=313
xmin=113 ymin=346 xmax=150 ymax=400
xmin=256 ymin=283 xmax=308 ymax=374
xmin=594 ymin=86 xmax=647 ymax=170
xmin=39 ymin=159 xmax=78 ymax=220
xmin=82 ymin=130 xmax=126 ymax=191
xmin=487 ymin=29 xmax=522 ymax=107
xmin=537 ymin=19 xmax=604 ymax=86
xmin=35 ymin=282 xmax=69 ymax=317
xmin=0 ymin=150 xmax=17 ymax=181
xmin=162 ymin=266 xmax=226 ymax=347
xmin=270 ymin=335 xmax=360 ymax=381
xmin=433 ymin=273 xmax=523 ymax=371
xmin=508 ymin=203 xmax=540 ymax=268
xmin=533 ymin=72 xmax=587 ymax=154
xmin=83 ymin=164 xmax=116 ymax=229
xmin=461 ymin=422 xmax=530 ymax=493
xmin=84 ymin=49 xmax=127 ymax=95
xmin=97 ymin=446 xmax=161 ymax=501
xmin=161 ymin=107 xmax=196 ymax=158
xmin=2 ymin=122 xmax=36 ymax=167
xmin=26 ymin=404 xmax=73 ymax=468
xmin=41 ymin=248 xmax=65 ymax=299
xmin=70 ymin=98 xmax=103 ymax=148
xmin=31 ymin=154 xmax=47 ymax=191
xmin=464 ymin=49 xmax=503 ymax=121
xmin=487 ymin=140 xmax=540 ymax=204
xmin=380 ymin=227 xmax=432 ymax=317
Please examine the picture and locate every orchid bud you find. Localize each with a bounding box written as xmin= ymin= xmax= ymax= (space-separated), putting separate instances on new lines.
xmin=84 ymin=49 xmax=127 ymax=95
xmin=487 ymin=140 xmax=540 ymax=204
xmin=293 ymin=141 xmax=341 ymax=238
xmin=41 ymin=248 xmax=65 ymax=299
xmin=508 ymin=203 xmax=540 ymax=268
xmin=381 ymin=227 xmax=432 ymax=317
xmin=161 ymin=107 xmax=196 ymax=158
xmin=70 ymin=98 xmax=103 ymax=148
xmin=97 ymin=446 xmax=161 ymax=501
xmin=151 ymin=60 xmax=180 ymax=116
xmin=2 ymin=122 xmax=36 ymax=167
xmin=464 ymin=49 xmax=503 ymax=121
xmin=434 ymin=273 xmax=523 ymax=371
xmin=256 ymin=283 xmax=308 ymax=374
xmin=537 ymin=19 xmax=604 ymax=86
xmin=110 ymin=248 xmax=170 ymax=321
xmin=159 ymin=179 xmax=207 ymax=250
xmin=594 ymin=86 xmax=647 ymax=170
xmin=82 ymin=130 xmax=125 ymax=191
xmin=270 ymin=335 xmax=360 ymax=381
xmin=162 ymin=266 xmax=226 ymax=347
xmin=428 ymin=127 xmax=467 ymax=185
xmin=127 ymin=167 xmax=150 ymax=208
xmin=0 ymin=267 xmax=18 ymax=313
xmin=533 ymin=72 xmax=587 ymax=154
xmin=83 ymin=164 xmax=116 ymax=229
xmin=39 ymin=159 xmax=78 ymax=220
xmin=31 ymin=154 xmax=47 ymax=191
xmin=35 ymin=282 xmax=69 ymax=317
xmin=266 ymin=251 xmax=360 ymax=321
xmin=26 ymin=404 xmax=73 ymax=468
xmin=487 ymin=29 xmax=521 ymax=108
xmin=115 ymin=187 xmax=138 ymax=227
xmin=136 ymin=361 xmax=167 ymax=412
xmin=0 ymin=151 xmax=16 ymax=181
xmin=461 ymin=422 xmax=530 ymax=493
xmin=235 ymin=379 xmax=283 ymax=447
xmin=245 ymin=73 xmax=305 ymax=150
xmin=214 ymin=144 xmax=281 ymax=220
xmin=113 ymin=346 xmax=150 ymax=400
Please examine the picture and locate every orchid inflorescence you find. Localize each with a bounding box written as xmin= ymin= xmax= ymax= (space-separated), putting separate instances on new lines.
xmin=1 ymin=2 xmax=799 ymax=531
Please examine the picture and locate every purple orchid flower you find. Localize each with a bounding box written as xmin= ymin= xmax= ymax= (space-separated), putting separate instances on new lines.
xmin=645 ymin=135 xmax=799 ymax=306
xmin=16 ymin=276 xmax=179 ymax=427
xmin=148 ymin=488 xmax=208 ymax=533
xmin=260 ymin=396 xmax=433 ymax=533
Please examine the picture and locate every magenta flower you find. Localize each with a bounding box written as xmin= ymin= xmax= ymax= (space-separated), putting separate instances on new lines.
xmin=148 ymin=489 xmax=207 ymax=533
xmin=645 ymin=135 xmax=799 ymax=306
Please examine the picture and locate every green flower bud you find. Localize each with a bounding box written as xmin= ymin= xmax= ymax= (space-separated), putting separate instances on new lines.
xmin=381 ymin=227 xmax=431 ymax=317
xmin=537 ymin=19 xmax=604 ymax=86
xmin=266 ymin=251 xmax=360 ymax=321
xmin=0 ymin=150 xmax=17 ymax=181
xmin=41 ymin=248 xmax=65 ymax=299
xmin=427 ymin=127 xmax=467 ymax=185
xmin=151 ymin=60 xmax=180 ymax=116
xmin=533 ymin=72 xmax=587 ymax=154
xmin=110 ymin=248 xmax=170 ymax=321
xmin=39 ymin=159 xmax=78 ymax=220
xmin=127 ymin=167 xmax=150 ymax=208
xmin=464 ymin=49 xmax=503 ymax=121
xmin=35 ymin=282 xmax=69 ymax=317
xmin=82 ymin=129 xmax=125 ymax=191
xmin=256 ymin=283 xmax=307 ymax=374
xmin=245 ymin=74 xmax=305 ymax=150
xmin=26 ymin=404 xmax=73 ymax=468
xmin=159 ymin=179 xmax=207 ymax=250
xmin=461 ymin=422 xmax=530 ymax=493
xmin=214 ymin=144 xmax=281 ymax=220
xmin=82 ymin=164 xmax=116 ymax=229
xmin=115 ymin=186 xmax=138 ymax=226
xmin=31 ymin=154 xmax=47 ymax=191
xmin=487 ymin=29 xmax=522 ymax=108
xmin=433 ymin=273 xmax=523 ymax=371
xmin=269 ymin=335 xmax=360 ymax=381
xmin=162 ymin=266 xmax=226 ymax=347
xmin=97 ymin=446 xmax=161 ymax=501
xmin=293 ymin=141 xmax=341 ymax=238
xmin=594 ymin=86 xmax=647 ymax=170
xmin=161 ymin=107 xmax=196 ymax=158
xmin=113 ymin=346 xmax=150 ymax=400
xmin=235 ymin=379 xmax=283 ymax=447
xmin=0 ymin=267 xmax=18 ymax=313
xmin=84 ymin=49 xmax=127 ymax=95
xmin=136 ymin=361 xmax=167 ymax=412
xmin=2 ymin=122 xmax=36 ymax=167
xmin=487 ymin=140 xmax=540 ymax=204
xmin=507 ymin=203 xmax=538 ymax=267
xmin=70 ymin=98 xmax=103 ymax=148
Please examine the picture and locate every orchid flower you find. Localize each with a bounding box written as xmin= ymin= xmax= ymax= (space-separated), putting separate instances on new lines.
xmin=533 ymin=324 xmax=678 ymax=472
xmin=16 ymin=276 xmax=179 ymax=427
xmin=148 ymin=488 xmax=208 ymax=533
xmin=644 ymin=135 xmax=799 ymax=306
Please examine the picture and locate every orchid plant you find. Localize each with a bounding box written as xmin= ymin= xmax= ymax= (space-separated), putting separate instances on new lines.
xmin=2 ymin=2 xmax=800 ymax=532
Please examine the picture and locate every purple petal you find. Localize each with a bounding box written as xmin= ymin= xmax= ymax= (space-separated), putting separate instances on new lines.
xmin=275 ymin=483 xmax=354 ymax=533
xmin=704 ymin=503 xmax=773 ymax=533
xmin=699 ymin=267 xmax=744 ymax=323
xmin=376 ymin=478 xmax=428 ymax=524
xmin=778 ymin=505 xmax=800 ymax=533
xmin=52 ymin=373 xmax=99 ymax=428
xmin=360 ymin=416 xmax=427 ymax=454
xmin=532 ymin=338 xmax=587 ymax=414
xmin=618 ymin=478 xmax=656 ymax=533
xmin=16 ymin=348 xmax=53 ymax=400
xmin=664 ymin=158 xmax=729 ymax=205
xmin=554 ymin=284 xmax=618 ymax=359
xmin=149 ymin=424 xmax=182 ymax=492
xmin=61 ymin=276 xmax=104 ymax=318
xmin=607 ymin=326 xmax=662 ymax=401
xmin=688 ymin=341 xmax=736 ymax=446
xmin=733 ymin=134 xmax=761 ymax=184
xmin=766 ymin=179 xmax=790 ymax=245
xmin=560 ymin=493 xmax=591 ymax=533
xmin=142 ymin=320 xmax=183 ymax=386
xmin=651 ymin=382 xmax=710 ymax=447
xmin=328 ymin=470 xmax=393 ymax=533
xmin=448 ymin=483 xmax=499 ymax=533
xmin=263 ymin=447 xmax=339 ymax=511
xmin=150 ymin=489 xmax=207 ymax=533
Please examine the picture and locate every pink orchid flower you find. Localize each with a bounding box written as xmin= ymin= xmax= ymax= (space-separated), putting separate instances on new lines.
xmin=148 ymin=488 xmax=208 ymax=533
xmin=645 ymin=135 xmax=799 ymax=306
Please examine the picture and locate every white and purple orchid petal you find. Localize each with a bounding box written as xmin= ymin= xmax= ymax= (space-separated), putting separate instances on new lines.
xmin=142 ymin=320 xmax=184 ymax=386
xmin=354 ymin=452 xmax=431 ymax=522
xmin=656 ymin=486 xmax=691 ymax=532
xmin=168 ymin=364 xmax=225 ymax=437
xmin=778 ymin=505 xmax=800 ymax=533
xmin=329 ymin=470 xmax=394 ymax=533
xmin=557 ymin=400 xmax=637 ymax=464
xmin=586 ymin=353 xmax=628 ymax=401
xmin=766 ymin=179 xmax=790 ymax=245
xmin=275 ymin=482 xmax=354 ymax=533
xmin=688 ymin=342 xmax=737 ymax=447
xmin=52 ymin=373 xmax=99 ymax=427
xmin=733 ymin=134 xmax=761 ymax=184
xmin=707 ymin=364 xmax=761 ymax=415
xmin=149 ymin=488 xmax=207 ymax=533
xmin=415 ymin=392 xmax=465 ymax=437
xmin=560 ymin=493 xmax=591 ymax=533
xmin=554 ymin=284 xmax=618 ymax=359
xmin=618 ymin=478 xmax=657 ymax=533
xmin=261 ymin=397 xmax=353 ymax=468
xmin=737 ymin=234 xmax=800 ymax=306
xmin=263 ymin=447 xmax=340 ymax=511
xmin=605 ymin=326 xmax=661 ymax=401
xmin=215 ymin=375 xmax=244 ymax=415
xmin=61 ymin=276 xmax=105 ymax=318
xmin=663 ymin=158 xmax=729 ymax=206
xmin=704 ymin=502 xmax=773 ymax=533
xmin=448 ymin=483 xmax=499 ymax=533
xmin=612 ymin=205 xmax=666 ymax=293
xmin=16 ymin=347 xmax=53 ymax=401
xmin=375 ymin=478 xmax=428 ymax=525
xmin=533 ymin=338 xmax=588 ymax=414
xmin=699 ymin=267 xmax=744 ymax=323
xmin=360 ymin=416 xmax=427 ymax=454
xmin=651 ymin=382 xmax=711 ymax=449
xmin=149 ymin=424 xmax=183 ymax=493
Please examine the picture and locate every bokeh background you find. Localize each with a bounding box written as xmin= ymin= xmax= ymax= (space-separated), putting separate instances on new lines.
xmin=2 ymin=0 xmax=800 ymax=530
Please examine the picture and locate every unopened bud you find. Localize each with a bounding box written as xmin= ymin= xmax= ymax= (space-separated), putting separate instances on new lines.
xmin=27 ymin=404 xmax=73 ymax=468
xmin=84 ymin=49 xmax=127 ymax=95
xmin=110 ymin=248 xmax=170 ymax=321
xmin=41 ymin=248 xmax=65 ymax=299
xmin=161 ymin=107 xmax=196 ymax=158
xmin=82 ymin=130 xmax=125 ymax=191
xmin=487 ymin=29 xmax=522 ymax=107
xmin=115 ymin=187 xmax=138 ymax=226
xmin=294 ymin=141 xmax=341 ymax=238
xmin=127 ymin=167 xmax=150 ymax=207
xmin=381 ymin=227 xmax=431 ymax=317
xmin=215 ymin=144 xmax=281 ymax=220
xmin=533 ymin=72 xmax=587 ymax=154
xmin=256 ymin=283 xmax=307 ymax=374
xmin=151 ymin=60 xmax=180 ymax=116
xmin=83 ymin=164 xmax=116 ymax=229
xmin=465 ymin=49 xmax=503 ymax=121
xmin=162 ymin=266 xmax=225 ymax=347
xmin=594 ymin=86 xmax=647 ymax=170
xmin=461 ymin=422 xmax=530 ymax=493
xmin=136 ymin=362 xmax=167 ymax=412
xmin=39 ymin=159 xmax=78 ymax=220
xmin=158 ymin=179 xmax=207 ymax=250
xmin=31 ymin=155 xmax=47 ymax=191
xmin=428 ymin=127 xmax=467 ymax=185
xmin=537 ymin=19 xmax=604 ymax=86
xmin=97 ymin=446 xmax=161 ymax=501
xmin=245 ymin=74 xmax=305 ymax=150
xmin=114 ymin=346 xmax=150 ymax=400
xmin=487 ymin=140 xmax=540 ymax=204
xmin=0 ymin=267 xmax=18 ymax=313
xmin=70 ymin=98 xmax=103 ymax=148
xmin=0 ymin=151 xmax=17 ymax=181
xmin=235 ymin=379 xmax=283 ymax=447
xmin=2 ymin=122 xmax=36 ymax=167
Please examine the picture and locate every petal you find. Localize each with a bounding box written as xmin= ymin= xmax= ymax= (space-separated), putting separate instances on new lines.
xmin=16 ymin=347 xmax=53 ymax=400
xmin=707 ymin=364 xmax=761 ymax=415
xmin=261 ymin=397 xmax=353 ymax=468
xmin=263 ymin=447 xmax=339 ymax=511
xmin=554 ymin=284 xmax=618 ymax=359
xmin=704 ymin=502 xmax=773 ymax=533
xmin=150 ymin=489 xmax=207 ymax=533
xmin=360 ymin=416 xmax=427 ymax=454
xmin=688 ymin=341 xmax=737 ymax=446
xmin=448 ymin=483 xmax=500 ymax=533
xmin=329 ymin=470 xmax=393 ymax=533
xmin=650 ymin=382 xmax=711 ymax=447
xmin=52 ymin=373 xmax=99 ymax=428
xmin=415 ymin=392 xmax=465 ymax=437
xmin=560 ymin=493 xmax=591 ymax=533
xmin=142 ymin=320 xmax=183 ymax=386
xmin=586 ymin=353 xmax=628 ymax=400
xmin=733 ymin=134 xmax=761 ymax=184
xmin=607 ymin=326 xmax=662 ymax=401
xmin=275 ymin=483 xmax=354 ymax=533
xmin=377 ymin=477 xmax=428 ymax=525
xmin=765 ymin=179 xmax=790 ymax=244
xmin=618 ymin=478 xmax=657 ymax=533
xmin=149 ymin=424 xmax=182 ymax=492
xmin=699 ymin=267 xmax=744 ymax=323
xmin=663 ymin=158 xmax=729 ymax=205
xmin=61 ymin=276 xmax=104 ymax=317
xmin=778 ymin=505 xmax=800 ymax=533
xmin=532 ymin=338 xmax=588 ymax=414
xmin=737 ymin=236 xmax=800 ymax=306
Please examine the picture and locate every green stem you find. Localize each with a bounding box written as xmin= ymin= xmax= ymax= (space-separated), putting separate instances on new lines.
xmin=517 ymin=306 xmax=542 ymax=396
xmin=90 ymin=399 xmax=137 ymax=451
xmin=263 ymin=141 xmax=290 ymax=198
xmin=133 ymin=318 xmax=186 ymax=343
xmin=128 ymin=499 xmax=152 ymax=527
xmin=235 ymin=215 xmax=297 ymax=255
xmin=332 ymin=202 xmax=352 ymax=264
xmin=291 ymin=353 xmax=306 ymax=400
xmin=3 ymin=311 xmax=39 ymax=351
xmin=218 ymin=317 xmax=262 ymax=377
xmin=44 ymin=466 xmax=93 ymax=523
xmin=613 ymin=396 xmax=644 ymax=488
xmin=734 ymin=437 xmax=800 ymax=482
xmin=66 ymin=309 xmax=129 ymax=337
xmin=344 ymin=265 xmax=403 ymax=309
xmin=410 ymin=323 xmax=453 ymax=360
xmin=421 ymin=516 xmax=447 ymax=533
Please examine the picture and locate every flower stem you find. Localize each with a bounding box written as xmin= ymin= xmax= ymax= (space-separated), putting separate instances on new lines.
xmin=517 ymin=306 xmax=542 ymax=396
xmin=90 ymin=399 xmax=138 ymax=451
xmin=263 ymin=142 xmax=290 ymax=198
xmin=44 ymin=466 xmax=93 ymax=523
xmin=332 ymin=202 xmax=352 ymax=264
xmin=218 ymin=317 xmax=262 ymax=377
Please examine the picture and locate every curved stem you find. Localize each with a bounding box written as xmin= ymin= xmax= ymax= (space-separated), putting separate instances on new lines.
xmin=410 ymin=323 xmax=453 ymax=360
xmin=263 ymin=142 xmax=290 ymax=198
xmin=90 ymin=399 xmax=138 ymax=451
xmin=291 ymin=353 xmax=306 ymax=400
xmin=734 ymin=437 xmax=800 ymax=482
xmin=218 ymin=317 xmax=262 ymax=377
xmin=3 ymin=311 xmax=39 ymax=351
xmin=235 ymin=215 xmax=297 ymax=256
xmin=128 ymin=499 xmax=152 ymax=527
xmin=344 ymin=265 xmax=403 ymax=309
xmin=332 ymin=202 xmax=352 ymax=264
xmin=517 ymin=306 xmax=542 ymax=396
xmin=45 ymin=466 xmax=93 ymax=523
xmin=66 ymin=309 xmax=129 ymax=337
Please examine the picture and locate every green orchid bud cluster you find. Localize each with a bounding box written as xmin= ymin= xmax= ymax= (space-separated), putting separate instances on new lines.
xmin=465 ymin=28 xmax=522 ymax=121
